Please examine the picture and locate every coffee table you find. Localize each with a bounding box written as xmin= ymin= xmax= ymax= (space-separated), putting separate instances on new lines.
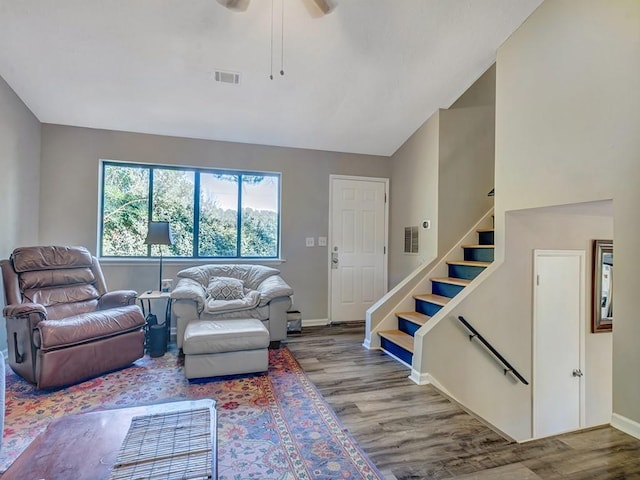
xmin=2 ymin=399 xmax=217 ymax=480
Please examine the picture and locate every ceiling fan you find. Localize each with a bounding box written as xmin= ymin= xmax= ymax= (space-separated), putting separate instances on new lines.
xmin=216 ymin=0 xmax=335 ymax=16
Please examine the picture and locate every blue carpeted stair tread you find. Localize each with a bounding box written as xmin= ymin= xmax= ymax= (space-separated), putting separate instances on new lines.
xmin=379 ymin=219 xmax=496 ymax=369
xmin=463 ymin=244 xmax=495 ymax=262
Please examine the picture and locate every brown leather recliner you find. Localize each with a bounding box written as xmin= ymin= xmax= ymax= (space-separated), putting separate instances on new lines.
xmin=1 ymin=246 xmax=146 ymax=389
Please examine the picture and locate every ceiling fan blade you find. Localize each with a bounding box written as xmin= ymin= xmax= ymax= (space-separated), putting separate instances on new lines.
xmin=309 ymin=0 xmax=334 ymax=15
xmin=216 ymin=0 xmax=250 ymax=12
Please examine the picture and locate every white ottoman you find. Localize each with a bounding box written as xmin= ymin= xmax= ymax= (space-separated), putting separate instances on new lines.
xmin=183 ymin=319 xmax=269 ymax=380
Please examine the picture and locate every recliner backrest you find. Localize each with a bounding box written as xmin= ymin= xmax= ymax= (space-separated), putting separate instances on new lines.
xmin=8 ymin=246 xmax=108 ymax=320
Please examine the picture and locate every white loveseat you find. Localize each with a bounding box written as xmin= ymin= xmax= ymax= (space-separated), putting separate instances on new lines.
xmin=171 ymin=264 xmax=293 ymax=348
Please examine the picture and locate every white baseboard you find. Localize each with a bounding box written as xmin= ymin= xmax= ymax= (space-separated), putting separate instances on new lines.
xmin=302 ymin=318 xmax=329 ymax=327
xmin=409 ymin=369 xmax=431 ymax=385
xmin=362 ymin=338 xmax=371 ymax=349
xmin=2 ymin=349 xmax=7 ymax=360
xmin=612 ymin=413 xmax=640 ymax=440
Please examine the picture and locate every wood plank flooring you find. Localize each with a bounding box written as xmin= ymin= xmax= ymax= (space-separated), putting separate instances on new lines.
xmin=284 ymin=323 xmax=640 ymax=480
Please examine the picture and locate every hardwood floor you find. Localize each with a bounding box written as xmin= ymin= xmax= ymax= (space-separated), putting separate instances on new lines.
xmin=284 ymin=323 xmax=640 ymax=480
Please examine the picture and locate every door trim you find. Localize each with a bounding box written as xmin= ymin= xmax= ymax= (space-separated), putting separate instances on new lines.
xmin=328 ymin=175 xmax=389 ymax=323
xmin=532 ymin=249 xmax=586 ymax=439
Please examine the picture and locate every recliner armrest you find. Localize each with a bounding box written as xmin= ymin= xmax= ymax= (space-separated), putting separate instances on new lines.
xmin=3 ymin=302 xmax=47 ymax=319
xmin=257 ymin=276 xmax=294 ymax=307
xmin=99 ymin=290 xmax=139 ymax=309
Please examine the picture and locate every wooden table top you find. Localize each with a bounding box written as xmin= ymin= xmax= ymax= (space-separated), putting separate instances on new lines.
xmin=2 ymin=399 xmax=217 ymax=480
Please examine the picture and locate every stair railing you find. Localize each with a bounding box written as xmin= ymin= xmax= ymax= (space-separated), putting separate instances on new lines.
xmin=456 ymin=316 xmax=529 ymax=385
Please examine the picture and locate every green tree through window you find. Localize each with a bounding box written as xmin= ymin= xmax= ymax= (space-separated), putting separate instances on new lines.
xmin=100 ymin=162 xmax=280 ymax=258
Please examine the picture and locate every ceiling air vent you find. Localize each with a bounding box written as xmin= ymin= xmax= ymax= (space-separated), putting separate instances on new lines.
xmin=214 ymin=70 xmax=241 ymax=85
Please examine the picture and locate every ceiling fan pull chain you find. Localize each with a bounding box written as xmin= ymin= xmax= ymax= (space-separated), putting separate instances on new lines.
xmin=280 ymin=0 xmax=285 ymax=76
xmin=269 ymin=0 xmax=274 ymax=79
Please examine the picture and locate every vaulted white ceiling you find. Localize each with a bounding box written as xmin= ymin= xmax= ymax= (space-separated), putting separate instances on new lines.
xmin=0 ymin=0 xmax=542 ymax=156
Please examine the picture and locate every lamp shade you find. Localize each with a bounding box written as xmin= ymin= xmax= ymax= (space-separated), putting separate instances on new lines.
xmin=144 ymin=222 xmax=174 ymax=246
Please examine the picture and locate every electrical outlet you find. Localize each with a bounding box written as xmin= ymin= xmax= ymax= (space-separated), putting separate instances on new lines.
xmin=305 ymin=237 xmax=315 ymax=247
xmin=318 ymin=236 xmax=327 ymax=247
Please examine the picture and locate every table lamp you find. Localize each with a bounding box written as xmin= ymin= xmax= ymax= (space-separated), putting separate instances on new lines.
xmin=144 ymin=221 xmax=174 ymax=292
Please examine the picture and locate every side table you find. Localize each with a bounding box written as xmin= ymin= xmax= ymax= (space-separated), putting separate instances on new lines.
xmin=2 ymin=399 xmax=217 ymax=480
xmin=138 ymin=290 xmax=173 ymax=350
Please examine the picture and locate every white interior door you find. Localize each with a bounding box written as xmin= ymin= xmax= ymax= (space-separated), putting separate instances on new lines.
xmin=330 ymin=177 xmax=387 ymax=322
xmin=533 ymin=250 xmax=585 ymax=438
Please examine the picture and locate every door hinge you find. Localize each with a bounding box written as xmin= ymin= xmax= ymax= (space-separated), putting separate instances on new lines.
xmin=384 ymin=192 xmax=387 ymax=203
xmin=383 ymin=246 xmax=386 ymax=254
xmin=536 ymin=274 xmax=540 ymax=286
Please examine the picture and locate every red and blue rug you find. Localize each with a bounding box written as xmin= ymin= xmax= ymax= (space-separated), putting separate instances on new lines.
xmin=1 ymin=347 xmax=384 ymax=479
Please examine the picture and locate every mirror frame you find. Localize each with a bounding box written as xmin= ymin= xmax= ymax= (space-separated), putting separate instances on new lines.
xmin=591 ymin=239 xmax=613 ymax=333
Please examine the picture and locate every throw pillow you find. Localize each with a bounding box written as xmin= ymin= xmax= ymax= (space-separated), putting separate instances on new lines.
xmin=206 ymin=277 xmax=245 ymax=301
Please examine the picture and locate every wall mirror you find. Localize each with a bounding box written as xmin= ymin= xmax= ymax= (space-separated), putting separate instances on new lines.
xmin=592 ymin=239 xmax=613 ymax=333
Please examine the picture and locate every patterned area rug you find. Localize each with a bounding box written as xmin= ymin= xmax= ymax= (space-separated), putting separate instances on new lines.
xmin=1 ymin=347 xmax=383 ymax=479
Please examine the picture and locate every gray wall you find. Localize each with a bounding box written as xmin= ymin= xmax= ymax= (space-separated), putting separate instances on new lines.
xmin=495 ymin=0 xmax=639 ymax=429
xmin=39 ymin=124 xmax=391 ymax=322
xmin=414 ymin=0 xmax=638 ymax=441
xmin=438 ymin=65 xmax=495 ymax=252
xmin=438 ymin=105 xmax=494 ymax=251
xmin=389 ymin=113 xmax=440 ymax=287
xmin=426 ymin=208 xmax=613 ymax=439
xmin=0 ymin=76 xmax=41 ymax=352
xmin=388 ymin=65 xmax=495 ymax=288
xmin=0 ymin=76 xmax=41 ymax=255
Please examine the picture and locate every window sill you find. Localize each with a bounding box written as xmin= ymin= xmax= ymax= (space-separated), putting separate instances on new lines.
xmin=99 ymin=257 xmax=287 ymax=267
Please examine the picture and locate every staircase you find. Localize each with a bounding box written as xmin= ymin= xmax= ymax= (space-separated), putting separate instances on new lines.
xmin=378 ymin=227 xmax=495 ymax=366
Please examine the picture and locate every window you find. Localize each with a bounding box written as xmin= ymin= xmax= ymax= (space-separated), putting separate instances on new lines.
xmin=100 ymin=161 xmax=280 ymax=259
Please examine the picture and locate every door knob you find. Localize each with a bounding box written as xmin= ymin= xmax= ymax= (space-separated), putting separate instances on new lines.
xmin=331 ymin=252 xmax=339 ymax=269
xmin=572 ymin=369 xmax=583 ymax=377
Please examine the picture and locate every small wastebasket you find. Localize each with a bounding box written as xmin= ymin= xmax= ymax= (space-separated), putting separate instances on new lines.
xmin=149 ymin=324 xmax=167 ymax=357
xmin=287 ymin=310 xmax=302 ymax=335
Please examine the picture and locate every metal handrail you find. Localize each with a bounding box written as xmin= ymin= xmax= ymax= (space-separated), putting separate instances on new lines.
xmin=457 ymin=316 xmax=528 ymax=385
